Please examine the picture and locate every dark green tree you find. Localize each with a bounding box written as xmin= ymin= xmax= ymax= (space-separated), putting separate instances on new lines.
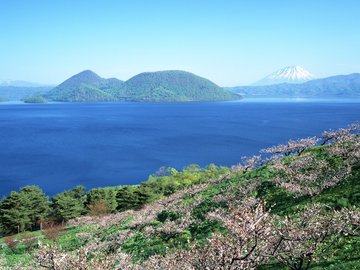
xmin=86 ymin=187 xmax=117 ymax=212
xmin=0 ymin=191 xmax=31 ymax=234
xmin=52 ymin=186 xmax=86 ymax=222
xmin=20 ymin=186 xmax=50 ymax=230
xmin=116 ymin=186 xmax=138 ymax=211
xmin=132 ymin=187 xmax=152 ymax=210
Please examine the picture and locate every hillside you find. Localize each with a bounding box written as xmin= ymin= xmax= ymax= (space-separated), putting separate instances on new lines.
xmin=0 ymin=124 xmax=359 ymax=269
xmin=45 ymin=70 xmax=116 ymax=102
xmin=229 ymin=73 xmax=360 ymax=98
xmin=116 ymin=70 xmax=240 ymax=101
xmin=45 ymin=70 xmax=240 ymax=102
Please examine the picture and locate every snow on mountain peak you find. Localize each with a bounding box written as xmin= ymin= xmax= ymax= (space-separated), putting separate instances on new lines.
xmin=254 ymin=66 xmax=315 ymax=86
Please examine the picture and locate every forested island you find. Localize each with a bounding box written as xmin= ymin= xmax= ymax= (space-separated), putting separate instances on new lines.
xmin=43 ymin=70 xmax=240 ymax=102
xmin=0 ymin=124 xmax=359 ymax=269
xmin=23 ymin=96 xmax=48 ymax=103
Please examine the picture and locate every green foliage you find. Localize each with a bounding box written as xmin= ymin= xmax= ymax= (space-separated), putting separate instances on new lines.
xmin=19 ymin=186 xmax=51 ymax=229
xmin=121 ymin=233 xmax=168 ymax=261
xmin=115 ymin=164 xmax=229 ymax=213
xmin=95 ymin=218 xmax=132 ymax=242
xmin=0 ymin=163 xmax=229 ymax=237
xmin=188 ymin=220 xmax=226 ymax=242
xmin=0 ymin=186 xmax=50 ymax=235
xmin=55 ymin=227 xmax=90 ymax=251
xmin=256 ymin=151 xmax=360 ymax=215
xmin=121 ymin=231 xmax=191 ymax=261
xmin=116 ymin=186 xmax=145 ymax=211
xmin=86 ymin=187 xmax=118 ymax=213
xmin=52 ymin=185 xmax=86 ymax=222
xmin=156 ymin=210 xmax=182 ymax=223
xmin=256 ymin=180 xmax=311 ymax=215
xmin=191 ymin=199 xmax=227 ymax=220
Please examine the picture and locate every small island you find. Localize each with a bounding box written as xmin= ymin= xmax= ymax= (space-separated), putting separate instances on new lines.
xmin=23 ymin=96 xmax=48 ymax=103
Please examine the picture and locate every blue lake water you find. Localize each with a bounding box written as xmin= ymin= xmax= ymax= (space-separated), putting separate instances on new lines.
xmin=0 ymin=100 xmax=359 ymax=196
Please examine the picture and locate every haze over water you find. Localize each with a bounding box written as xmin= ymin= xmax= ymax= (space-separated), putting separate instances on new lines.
xmin=0 ymin=100 xmax=359 ymax=196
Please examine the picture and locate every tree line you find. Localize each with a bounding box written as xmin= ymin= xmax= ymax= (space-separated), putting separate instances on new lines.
xmin=0 ymin=164 xmax=228 ymax=236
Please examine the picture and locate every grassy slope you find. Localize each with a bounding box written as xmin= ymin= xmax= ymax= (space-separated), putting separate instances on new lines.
xmin=0 ymin=145 xmax=359 ymax=269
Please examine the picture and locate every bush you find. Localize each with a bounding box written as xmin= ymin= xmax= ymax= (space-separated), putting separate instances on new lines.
xmin=156 ymin=210 xmax=182 ymax=223
xmin=3 ymin=235 xmax=17 ymax=251
xmin=88 ymin=200 xmax=111 ymax=216
xmin=188 ymin=220 xmax=226 ymax=241
xmin=191 ymin=199 xmax=228 ymax=220
xmin=42 ymin=223 xmax=64 ymax=242
xmin=19 ymin=232 xmax=37 ymax=250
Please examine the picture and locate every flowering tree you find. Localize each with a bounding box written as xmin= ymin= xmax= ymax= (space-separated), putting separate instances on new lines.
xmin=232 ymin=155 xmax=263 ymax=173
xmin=261 ymin=137 xmax=318 ymax=157
xmin=270 ymin=204 xmax=360 ymax=270
xmin=321 ymin=123 xmax=359 ymax=145
xmin=270 ymin=152 xmax=350 ymax=197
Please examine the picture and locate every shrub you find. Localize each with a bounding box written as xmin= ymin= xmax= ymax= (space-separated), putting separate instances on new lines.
xmin=19 ymin=232 xmax=37 ymax=250
xmin=156 ymin=210 xmax=182 ymax=223
xmin=88 ymin=200 xmax=111 ymax=216
xmin=42 ymin=222 xmax=64 ymax=242
xmin=3 ymin=235 xmax=17 ymax=250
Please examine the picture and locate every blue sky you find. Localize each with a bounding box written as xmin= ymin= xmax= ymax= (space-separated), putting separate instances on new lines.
xmin=0 ymin=0 xmax=359 ymax=85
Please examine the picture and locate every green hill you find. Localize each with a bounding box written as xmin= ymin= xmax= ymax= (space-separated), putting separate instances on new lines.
xmin=117 ymin=70 xmax=240 ymax=101
xmin=0 ymin=124 xmax=359 ymax=269
xmin=45 ymin=70 xmax=117 ymax=102
xmin=46 ymin=70 xmax=240 ymax=102
xmin=23 ymin=96 xmax=48 ymax=103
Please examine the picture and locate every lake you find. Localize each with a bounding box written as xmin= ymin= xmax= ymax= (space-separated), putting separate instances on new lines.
xmin=0 ymin=100 xmax=359 ymax=196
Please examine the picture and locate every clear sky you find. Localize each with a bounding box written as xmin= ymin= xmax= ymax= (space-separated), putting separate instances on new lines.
xmin=0 ymin=0 xmax=359 ymax=86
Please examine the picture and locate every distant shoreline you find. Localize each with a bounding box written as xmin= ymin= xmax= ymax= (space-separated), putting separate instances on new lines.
xmin=1 ymin=98 xmax=360 ymax=105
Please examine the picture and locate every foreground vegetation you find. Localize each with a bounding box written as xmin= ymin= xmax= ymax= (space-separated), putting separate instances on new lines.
xmin=0 ymin=124 xmax=359 ymax=269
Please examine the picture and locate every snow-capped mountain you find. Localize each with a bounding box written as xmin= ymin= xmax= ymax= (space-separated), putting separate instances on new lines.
xmin=254 ymin=66 xmax=315 ymax=86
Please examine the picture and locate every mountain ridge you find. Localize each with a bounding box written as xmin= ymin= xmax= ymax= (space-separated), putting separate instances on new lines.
xmin=229 ymin=73 xmax=360 ymax=98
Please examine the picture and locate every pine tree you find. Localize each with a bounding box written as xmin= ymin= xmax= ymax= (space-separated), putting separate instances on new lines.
xmin=86 ymin=188 xmax=117 ymax=212
xmin=20 ymin=186 xmax=50 ymax=230
xmin=132 ymin=187 xmax=151 ymax=210
xmin=0 ymin=191 xmax=31 ymax=234
xmin=52 ymin=186 xmax=86 ymax=222
xmin=116 ymin=186 xmax=138 ymax=211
